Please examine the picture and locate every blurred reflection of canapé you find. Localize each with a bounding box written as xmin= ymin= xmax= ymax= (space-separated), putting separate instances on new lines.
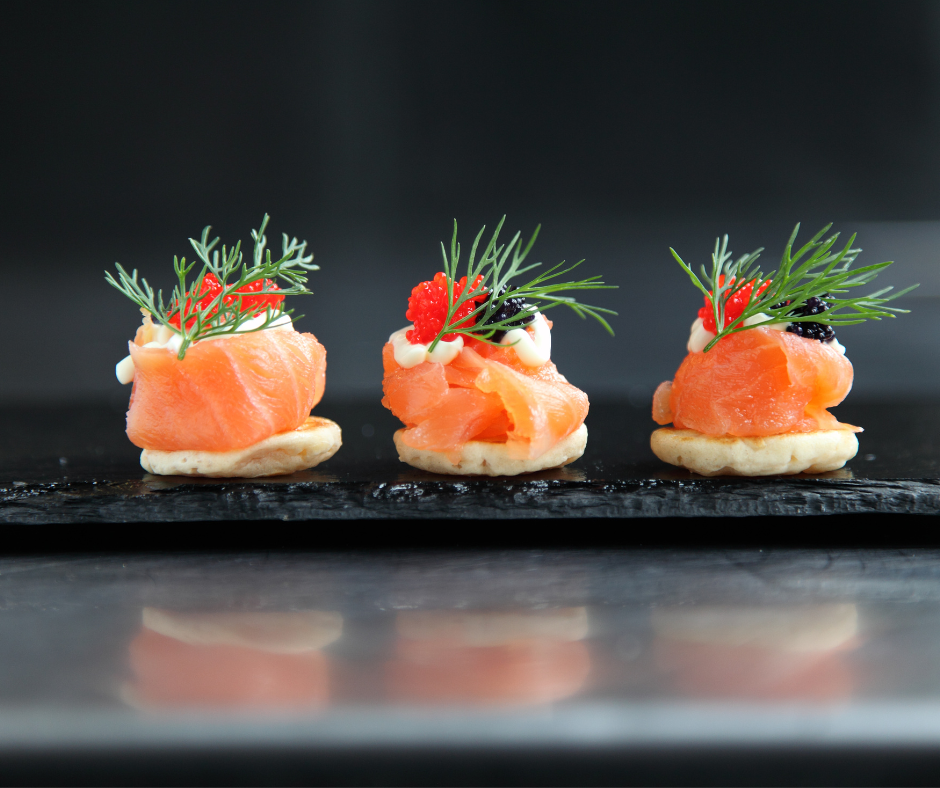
xmin=651 ymin=604 xmax=858 ymax=701
xmin=125 ymin=607 xmax=342 ymax=709
xmin=386 ymin=608 xmax=591 ymax=705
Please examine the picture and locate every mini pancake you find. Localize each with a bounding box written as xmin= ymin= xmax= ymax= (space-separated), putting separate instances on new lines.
xmin=393 ymin=423 xmax=587 ymax=476
xmin=650 ymin=427 xmax=858 ymax=476
xmin=140 ymin=416 xmax=341 ymax=478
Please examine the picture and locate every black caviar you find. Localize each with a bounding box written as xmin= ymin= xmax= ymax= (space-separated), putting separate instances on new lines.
xmin=773 ymin=295 xmax=836 ymax=342
xmin=478 ymin=286 xmax=535 ymax=341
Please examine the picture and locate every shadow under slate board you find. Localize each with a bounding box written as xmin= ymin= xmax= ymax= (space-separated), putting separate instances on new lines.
xmin=0 ymin=400 xmax=939 ymax=525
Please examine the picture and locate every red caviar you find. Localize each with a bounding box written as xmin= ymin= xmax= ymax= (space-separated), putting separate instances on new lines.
xmin=698 ymin=276 xmax=771 ymax=333
xmin=233 ymin=278 xmax=285 ymax=315
xmin=169 ymin=273 xmax=284 ymax=330
xmin=406 ymin=272 xmax=485 ymax=344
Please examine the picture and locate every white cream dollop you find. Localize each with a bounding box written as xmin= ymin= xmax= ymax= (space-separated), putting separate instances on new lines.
xmin=390 ymin=312 xmax=552 ymax=369
xmin=115 ymin=355 xmax=136 ymax=385
xmin=741 ymin=312 xmax=788 ymax=331
xmin=201 ymin=312 xmax=293 ymax=341
xmin=115 ymin=314 xmax=294 ymax=384
xmin=500 ymin=312 xmax=551 ymax=366
xmin=390 ymin=327 xmax=464 ymax=368
xmin=686 ymin=313 xmax=847 ymax=355
xmin=687 ymin=317 xmax=716 ymax=353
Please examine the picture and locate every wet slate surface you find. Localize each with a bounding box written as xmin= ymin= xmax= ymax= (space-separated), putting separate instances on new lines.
xmin=1 ymin=399 xmax=939 ymax=523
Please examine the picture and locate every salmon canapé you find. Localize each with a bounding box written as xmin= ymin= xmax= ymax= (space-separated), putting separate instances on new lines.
xmin=652 ymin=327 xmax=858 ymax=437
xmin=382 ymin=336 xmax=589 ymax=463
xmin=107 ymin=217 xmax=328 ymax=460
xmin=381 ymin=220 xmax=615 ymax=469
xmin=126 ymin=327 xmax=326 ymax=452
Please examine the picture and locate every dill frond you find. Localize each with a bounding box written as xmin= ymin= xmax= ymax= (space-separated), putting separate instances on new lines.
xmin=105 ymin=215 xmax=318 ymax=359
xmin=671 ymin=223 xmax=918 ymax=352
xmin=427 ymin=216 xmax=618 ymax=352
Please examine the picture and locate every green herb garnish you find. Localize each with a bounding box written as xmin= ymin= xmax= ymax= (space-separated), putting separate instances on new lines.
xmin=428 ymin=216 xmax=617 ymax=352
xmin=105 ymin=215 xmax=318 ymax=360
xmin=671 ymin=223 xmax=918 ymax=352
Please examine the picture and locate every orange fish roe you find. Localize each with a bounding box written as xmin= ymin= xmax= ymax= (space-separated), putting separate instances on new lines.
xmin=169 ymin=272 xmax=284 ymax=330
xmin=405 ymin=273 xmax=485 ymax=344
xmin=698 ymin=276 xmax=771 ymax=333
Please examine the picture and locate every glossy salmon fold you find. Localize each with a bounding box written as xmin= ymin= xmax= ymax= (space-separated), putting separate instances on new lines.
xmin=126 ymin=330 xmax=326 ymax=452
xmin=382 ymin=341 xmax=589 ymax=463
xmin=652 ymin=328 xmax=859 ymax=437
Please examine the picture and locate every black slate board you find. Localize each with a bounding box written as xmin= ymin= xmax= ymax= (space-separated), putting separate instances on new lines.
xmin=1 ymin=399 xmax=939 ymax=523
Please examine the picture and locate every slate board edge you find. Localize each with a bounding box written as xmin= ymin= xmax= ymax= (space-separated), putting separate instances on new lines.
xmin=2 ymin=478 xmax=939 ymax=523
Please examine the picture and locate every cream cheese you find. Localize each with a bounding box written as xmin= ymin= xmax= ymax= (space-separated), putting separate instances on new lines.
xmin=500 ymin=312 xmax=551 ymax=366
xmin=201 ymin=312 xmax=293 ymax=340
xmin=390 ymin=327 xmax=463 ymax=368
xmin=686 ymin=314 xmax=846 ymax=355
xmin=115 ymin=314 xmax=294 ymax=384
xmin=115 ymin=355 xmax=136 ymax=385
xmin=390 ymin=312 xmax=552 ymax=369
xmin=741 ymin=312 xmax=789 ymax=331
xmin=686 ymin=317 xmax=716 ymax=353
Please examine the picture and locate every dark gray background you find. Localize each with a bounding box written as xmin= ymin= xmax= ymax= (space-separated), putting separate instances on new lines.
xmin=0 ymin=0 xmax=936 ymax=404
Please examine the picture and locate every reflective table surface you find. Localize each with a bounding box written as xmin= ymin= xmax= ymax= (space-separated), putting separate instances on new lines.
xmin=5 ymin=547 xmax=940 ymax=785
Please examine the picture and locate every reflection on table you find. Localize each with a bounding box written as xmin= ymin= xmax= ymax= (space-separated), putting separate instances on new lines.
xmin=385 ymin=609 xmax=591 ymax=705
xmin=125 ymin=608 xmax=342 ymax=709
xmin=650 ymin=604 xmax=859 ymax=701
xmin=9 ymin=546 xmax=940 ymax=766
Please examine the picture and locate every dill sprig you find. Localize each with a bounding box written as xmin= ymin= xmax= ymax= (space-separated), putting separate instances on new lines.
xmin=105 ymin=215 xmax=318 ymax=359
xmin=427 ymin=216 xmax=617 ymax=352
xmin=671 ymin=223 xmax=918 ymax=353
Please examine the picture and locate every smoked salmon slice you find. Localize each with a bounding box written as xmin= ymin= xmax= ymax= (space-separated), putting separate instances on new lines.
xmin=381 ymin=340 xmax=588 ymax=462
xmin=126 ymin=330 xmax=326 ymax=452
xmin=652 ymin=327 xmax=858 ymax=437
